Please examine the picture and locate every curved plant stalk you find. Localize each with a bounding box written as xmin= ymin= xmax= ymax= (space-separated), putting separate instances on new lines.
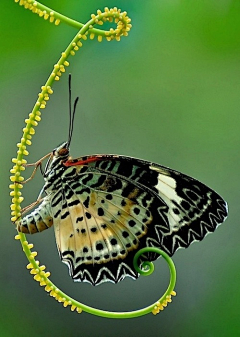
xmin=10 ymin=1 xmax=177 ymax=318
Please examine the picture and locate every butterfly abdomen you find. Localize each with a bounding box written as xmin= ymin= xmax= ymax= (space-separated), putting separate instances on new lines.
xmin=17 ymin=200 xmax=53 ymax=234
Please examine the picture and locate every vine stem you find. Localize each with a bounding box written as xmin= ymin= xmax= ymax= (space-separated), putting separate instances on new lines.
xmin=16 ymin=233 xmax=177 ymax=318
xmin=10 ymin=1 xmax=177 ymax=318
xmin=15 ymin=0 xmax=129 ymax=36
xmin=10 ymin=3 xmax=132 ymax=223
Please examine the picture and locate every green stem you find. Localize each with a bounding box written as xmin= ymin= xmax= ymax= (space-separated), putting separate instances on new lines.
xmin=29 ymin=1 xmax=84 ymax=29
xmin=11 ymin=2 xmax=177 ymax=318
xmin=15 ymin=0 xmax=127 ymax=36
xmin=17 ymin=233 xmax=177 ymax=318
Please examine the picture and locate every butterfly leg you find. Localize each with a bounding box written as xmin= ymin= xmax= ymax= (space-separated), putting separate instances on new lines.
xmin=20 ymin=197 xmax=45 ymax=216
xmin=20 ymin=185 xmax=46 ymax=215
xmin=12 ymin=186 xmax=46 ymax=227
xmin=16 ymin=153 xmax=52 ymax=184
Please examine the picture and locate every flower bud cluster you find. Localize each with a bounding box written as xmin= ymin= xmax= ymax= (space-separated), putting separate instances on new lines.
xmin=15 ymin=0 xmax=61 ymax=25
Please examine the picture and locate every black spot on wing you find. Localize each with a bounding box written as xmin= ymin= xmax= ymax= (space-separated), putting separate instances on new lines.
xmin=97 ymin=208 xmax=104 ymax=216
xmin=68 ymin=199 xmax=79 ymax=207
xmin=83 ymin=196 xmax=90 ymax=208
xmin=61 ymin=211 xmax=69 ymax=219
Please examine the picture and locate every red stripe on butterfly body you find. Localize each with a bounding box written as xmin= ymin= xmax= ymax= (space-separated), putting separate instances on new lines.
xmin=63 ymin=154 xmax=120 ymax=167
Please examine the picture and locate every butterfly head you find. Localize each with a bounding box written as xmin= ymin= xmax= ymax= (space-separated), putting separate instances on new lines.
xmin=53 ymin=141 xmax=70 ymax=158
xmin=43 ymin=142 xmax=70 ymax=176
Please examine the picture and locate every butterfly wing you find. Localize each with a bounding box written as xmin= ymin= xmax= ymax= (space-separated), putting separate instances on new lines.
xmin=52 ymin=154 xmax=228 ymax=285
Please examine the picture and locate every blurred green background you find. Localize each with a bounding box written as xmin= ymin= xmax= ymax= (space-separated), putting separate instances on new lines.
xmin=1 ymin=0 xmax=240 ymax=336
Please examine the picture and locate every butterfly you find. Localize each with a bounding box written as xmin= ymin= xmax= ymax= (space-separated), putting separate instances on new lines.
xmin=16 ymin=75 xmax=228 ymax=286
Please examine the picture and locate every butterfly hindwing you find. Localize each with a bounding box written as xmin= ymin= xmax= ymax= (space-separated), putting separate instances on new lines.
xmin=49 ymin=154 xmax=227 ymax=285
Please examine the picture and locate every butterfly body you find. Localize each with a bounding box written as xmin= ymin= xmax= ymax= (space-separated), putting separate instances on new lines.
xmin=17 ymin=142 xmax=228 ymax=285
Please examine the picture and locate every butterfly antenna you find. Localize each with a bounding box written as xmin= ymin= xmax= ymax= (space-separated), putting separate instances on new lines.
xmin=68 ymin=74 xmax=72 ymax=145
xmin=68 ymin=74 xmax=79 ymax=147
xmin=69 ymin=96 xmax=79 ymax=145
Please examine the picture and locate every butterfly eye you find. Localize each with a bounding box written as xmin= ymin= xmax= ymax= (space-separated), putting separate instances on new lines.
xmin=58 ymin=148 xmax=69 ymax=156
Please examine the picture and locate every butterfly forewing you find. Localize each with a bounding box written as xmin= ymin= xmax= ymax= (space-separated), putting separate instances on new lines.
xmin=56 ymin=154 xmax=227 ymax=284
xmin=17 ymin=151 xmax=228 ymax=285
